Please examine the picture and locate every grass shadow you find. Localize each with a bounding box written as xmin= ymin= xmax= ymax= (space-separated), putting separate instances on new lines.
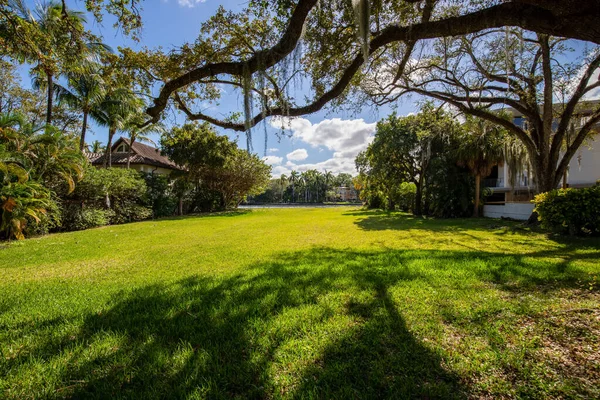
xmin=3 ymin=245 xmax=599 ymax=398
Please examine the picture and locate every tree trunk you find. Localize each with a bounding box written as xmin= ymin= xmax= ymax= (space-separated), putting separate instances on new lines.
xmin=534 ymin=160 xmax=557 ymax=194
xmin=104 ymin=127 xmax=116 ymax=168
xmin=80 ymin=111 xmax=88 ymax=151
xmin=127 ymin=138 xmax=134 ymax=169
xmin=46 ymin=73 xmax=53 ymax=125
xmin=474 ymin=173 xmax=481 ymax=217
xmin=414 ymin=186 xmax=422 ymax=216
xmin=178 ymin=197 xmax=184 ymax=215
xmin=414 ymin=175 xmax=424 ymax=216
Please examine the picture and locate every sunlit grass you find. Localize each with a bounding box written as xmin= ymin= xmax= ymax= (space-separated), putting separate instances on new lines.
xmin=1 ymin=208 xmax=599 ymax=398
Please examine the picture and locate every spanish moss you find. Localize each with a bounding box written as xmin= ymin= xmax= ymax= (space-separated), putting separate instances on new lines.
xmin=242 ymin=62 xmax=253 ymax=152
xmin=352 ymin=0 xmax=370 ymax=63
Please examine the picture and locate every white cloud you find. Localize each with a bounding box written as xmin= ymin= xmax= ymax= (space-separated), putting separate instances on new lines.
xmin=271 ymin=117 xmax=376 ymax=175
xmin=286 ymin=148 xmax=309 ymax=161
xmin=177 ymin=0 xmax=206 ymax=7
xmin=267 ymin=148 xmax=279 ymax=153
xmin=271 ymin=166 xmax=292 ymax=177
xmin=262 ymin=155 xmax=283 ymax=166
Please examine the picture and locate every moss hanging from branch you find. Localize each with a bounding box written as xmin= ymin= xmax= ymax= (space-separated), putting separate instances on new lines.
xmin=352 ymin=0 xmax=370 ymax=63
xmin=504 ymin=138 xmax=529 ymax=191
xmin=257 ymin=69 xmax=269 ymax=156
xmin=242 ymin=62 xmax=253 ymax=152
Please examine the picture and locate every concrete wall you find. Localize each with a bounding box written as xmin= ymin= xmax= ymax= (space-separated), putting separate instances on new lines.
xmin=567 ymin=135 xmax=600 ymax=187
xmin=109 ymin=164 xmax=174 ymax=175
xmin=483 ymin=202 xmax=534 ymax=220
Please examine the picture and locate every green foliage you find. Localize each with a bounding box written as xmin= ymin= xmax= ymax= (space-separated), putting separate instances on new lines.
xmin=162 ymin=122 xmax=271 ymax=211
xmin=61 ymin=204 xmax=113 ymax=231
xmin=0 ymin=113 xmax=85 ymax=239
xmin=427 ymin=160 xmax=475 ymax=218
xmin=394 ymin=182 xmax=417 ymax=212
xmin=456 ymin=117 xmax=509 ymax=178
xmin=0 ymin=179 xmax=56 ymax=240
xmin=533 ymin=184 xmax=600 ymax=236
xmin=357 ymin=104 xmax=473 ymax=216
xmin=64 ymin=167 xmax=151 ymax=228
xmin=161 ymin=122 xmax=234 ymax=171
xmin=142 ymin=173 xmax=177 ymax=218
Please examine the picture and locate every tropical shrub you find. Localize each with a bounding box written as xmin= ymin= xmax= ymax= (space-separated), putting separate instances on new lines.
xmin=0 ymin=180 xmax=58 ymax=240
xmin=533 ymin=184 xmax=600 ymax=236
xmin=64 ymin=167 xmax=151 ymax=227
xmin=1 ymin=114 xmax=84 ymax=239
xmin=61 ymin=204 xmax=112 ymax=231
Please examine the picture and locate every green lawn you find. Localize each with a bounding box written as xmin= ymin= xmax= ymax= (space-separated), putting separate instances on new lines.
xmin=1 ymin=208 xmax=599 ymax=399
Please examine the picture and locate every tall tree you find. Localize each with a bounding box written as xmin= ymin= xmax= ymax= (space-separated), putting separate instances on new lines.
xmin=88 ymin=139 xmax=104 ymax=153
xmin=278 ymin=174 xmax=288 ymax=202
xmin=162 ymin=122 xmax=270 ymax=210
xmin=95 ymin=89 xmax=137 ymax=167
xmin=380 ymin=29 xmax=600 ymax=194
xmin=132 ymin=0 xmax=600 ymax=132
xmin=58 ymin=71 xmax=106 ymax=150
xmin=289 ymin=170 xmax=299 ymax=202
xmin=357 ymin=104 xmax=469 ymax=215
xmin=2 ymin=0 xmax=110 ymax=125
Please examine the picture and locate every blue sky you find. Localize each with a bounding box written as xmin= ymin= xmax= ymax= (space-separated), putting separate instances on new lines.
xmin=17 ymin=0 xmax=421 ymax=175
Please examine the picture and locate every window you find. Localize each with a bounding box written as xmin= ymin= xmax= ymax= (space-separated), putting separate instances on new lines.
xmin=116 ymin=144 xmax=129 ymax=153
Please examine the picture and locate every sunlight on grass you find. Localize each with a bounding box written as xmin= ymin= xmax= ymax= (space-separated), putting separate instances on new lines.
xmin=1 ymin=208 xmax=599 ymax=398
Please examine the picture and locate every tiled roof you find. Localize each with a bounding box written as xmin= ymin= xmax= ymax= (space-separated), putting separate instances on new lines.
xmin=86 ymin=138 xmax=181 ymax=170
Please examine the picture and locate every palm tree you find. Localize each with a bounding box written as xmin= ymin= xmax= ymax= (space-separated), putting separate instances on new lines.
xmin=456 ymin=117 xmax=507 ymax=217
xmin=289 ymin=170 xmax=299 ymax=202
xmin=278 ymin=174 xmax=288 ymax=202
xmin=94 ymin=89 xmax=137 ymax=167
xmin=324 ymin=170 xmax=333 ymax=201
xmin=88 ymin=140 xmax=104 ymax=153
xmin=58 ymin=71 xmax=106 ymax=150
xmin=123 ymin=112 xmax=165 ymax=169
xmin=8 ymin=0 xmax=110 ymax=125
xmin=29 ymin=2 xmax=93 ymax=125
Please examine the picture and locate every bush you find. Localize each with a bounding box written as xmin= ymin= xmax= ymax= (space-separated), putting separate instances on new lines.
xmin=427 ymin=161 xmax=474 ymax=218
xmin=533 ymin=184 xmax=600 ymax=236
xmin=190 ymin=185 xmax=224 ymax=213
xmin=109 ymin=204 xmax=152 ymax=224
xmin=393 ymin=182 xmax=417 ymax=212
xmin=142 ymin=173 xmax=177 ymax=217
xmin=63 ymin=167 xmax=152 ymax=229
xmin=62 ymin=204 xmax=112 ymax=231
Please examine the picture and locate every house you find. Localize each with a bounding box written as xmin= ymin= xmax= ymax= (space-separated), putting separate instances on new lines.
xmin=483 ymin=104 xmax=600 ymax=220
xmin=86 ymin=137 xmax=181 ymax=175
xmin=335 ymin=186 xmax=359 ymax=202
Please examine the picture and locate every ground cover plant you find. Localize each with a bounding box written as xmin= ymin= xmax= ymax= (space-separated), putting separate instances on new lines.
xmin=0 ymin=208 xmax=599 ymax=399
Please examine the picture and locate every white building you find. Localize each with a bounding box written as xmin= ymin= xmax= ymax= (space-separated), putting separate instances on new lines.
xmin=483 ymin=107 xmax=600 ymax=220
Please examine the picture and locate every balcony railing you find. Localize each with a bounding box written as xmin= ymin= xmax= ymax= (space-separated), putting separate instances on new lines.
xmin=483 ymin=178 xmax=504 ymax=188
xmin=484 ymin=177 xmax=532 ymax=189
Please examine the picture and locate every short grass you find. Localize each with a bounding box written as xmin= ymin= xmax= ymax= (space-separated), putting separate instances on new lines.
xmin=1 ymin=208 xmax=599 ymax=399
